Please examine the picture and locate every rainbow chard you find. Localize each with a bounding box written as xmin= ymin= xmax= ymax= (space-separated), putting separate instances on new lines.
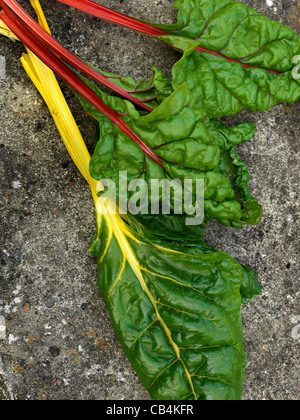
xmin=91 ymin=65 xmax=173 ymax=110
xmin=0 ymin=0 xmax=262 ymax=230
xmin=0 ymin=0 xmax=154 ymax=112
xmin=58 ymin=0 xmax=300 ymax=118
xmin=77 ymin=77 xmax=262 ymax=230
xmin=90 ymin=209 xmax=258 ymax=400
xmin=0 ymin=0 xmax=263 ymax=401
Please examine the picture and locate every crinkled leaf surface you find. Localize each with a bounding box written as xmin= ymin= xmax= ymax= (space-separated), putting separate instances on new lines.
xmin=90 ymin=203 xmax=254 ymax=400
xmin=151 ymin=0 xmax=300 ymax=118
xmin=77 ymin=81 xmax=262 ymax=227
xmin=132 ymin=212 xmax=208 ymax=241
xmin=127 ymin=213 xmax=262 ymax=305
xmin=214 ymin=124 xmax=263 ymax=227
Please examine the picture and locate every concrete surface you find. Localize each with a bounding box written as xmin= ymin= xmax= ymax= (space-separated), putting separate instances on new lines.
xmin=0 ymin=0 xmax=299 ymax=400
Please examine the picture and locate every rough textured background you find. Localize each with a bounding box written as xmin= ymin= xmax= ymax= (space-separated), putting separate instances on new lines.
xmin=0 ymin=0 xmax=299 ymax=401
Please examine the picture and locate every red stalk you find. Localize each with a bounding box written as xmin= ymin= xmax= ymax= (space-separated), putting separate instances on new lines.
xmin=0 ymin=4 xmax=165 ymax=170
xmin=0 ymin=0 xmax=153 ymax=111
xmin=57 ymin=0 xmax=166 ymax=36
xmin=56 ymin=0 xmax=280 ymax=75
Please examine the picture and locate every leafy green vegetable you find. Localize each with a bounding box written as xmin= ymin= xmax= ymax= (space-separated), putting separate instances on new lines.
xmin=94 ymin=65 xmax=172 ymax=110
xmin=2 ymin=0 xmax=266 ymax=401
xmin=153 ymin=0 xmax=299 ymax=62
xmin=127 ymin=213 xmax=262 ymax=305
xmin=239 ymin=263 xmax=262 ymax=305
xmin=151 ymin=0 xmax=300 ymax=118
xmin=90 ymin=202 xmax=260 ymax=400
xmin=169 ymin=41 xmax=300 ymax=119
xmin=77 ymin=79 xmax=262 ymax=229
xmin=61 ymin=0 xmax=300 ymax=118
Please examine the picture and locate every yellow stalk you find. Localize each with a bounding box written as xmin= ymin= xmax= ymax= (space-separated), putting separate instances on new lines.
xmin=1 ymin=6 xmax=199 ymax=395
xmin=1 ymin=0 xmax=112 ymax=213
xmin=29 ymin=0 xmax=51 ymax=35
xmin=18 ymin=0 xmax=99 ymax=202
xmin=24 ymin=2 xmax=135 ymax=243
xmin=0 ymin=0 xmax=107 ymax=205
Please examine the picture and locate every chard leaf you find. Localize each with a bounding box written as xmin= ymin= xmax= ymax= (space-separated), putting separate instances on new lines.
xmin=170 ymin=47 xmax=300 ymax=119
xmin=77 ymin=80 xmax=262 ymax=228
xmin=131 ymin=212 xmax=208 ymax=241
xmin=127 ymin=213 xmax=262 ymax=304
xmin=239 ymin=263 xmax=262 ymax=305
xmin=152 ymin=0 xmax=300 ymax=118
xmin=88 ymin=64 xmax=172 ymax=110
xmin=90 ymin=204 xmax=253 ymax=400
xmin=216 ymin=138 xmax=263 ymax=227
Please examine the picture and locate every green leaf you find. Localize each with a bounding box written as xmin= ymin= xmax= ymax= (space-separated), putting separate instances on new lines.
xmin=90 ymin=202 xmax=258 ymax=400
xmin=127 ymin=213 xmax=262 ymax=304
xmin=216 ymin=138 xmax=263 ymax=227
xmin=88 ymin=63 xmax=172 ymax=110
xmin=151 ymin=0 xmax=300 ymax=118
xmin=76 ymin=79 xmax=261 ymax=228
xmin=131 ymin=212 xmax=208 ymax=241
xmin=240 ymin=264 xmax=262 ymax=305
xmin=171 ymin=48 xmax=300 ymax=119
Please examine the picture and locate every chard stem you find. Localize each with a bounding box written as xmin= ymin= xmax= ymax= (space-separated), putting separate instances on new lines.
xmin=0 ymin=2 xmax=165 ymax=170
xmin=56 ymin=0 xmax=280 ymax=75
xmin=0 ymin=0 xmax=153 ymax=111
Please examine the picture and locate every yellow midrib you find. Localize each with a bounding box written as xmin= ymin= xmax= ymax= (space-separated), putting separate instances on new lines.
xmin=103 ymin=203 xmax=197 ymax=400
